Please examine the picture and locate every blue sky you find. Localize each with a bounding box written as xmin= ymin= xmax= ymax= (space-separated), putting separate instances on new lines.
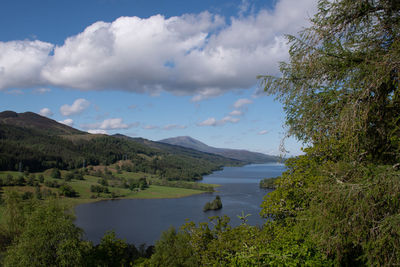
xmin=0 ymin=0 xmax=317 ymax=156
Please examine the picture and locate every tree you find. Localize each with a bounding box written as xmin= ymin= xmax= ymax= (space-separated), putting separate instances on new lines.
xmin=258 ymin=0 xmax=400 ymax=265
xmin=51 ymin=168 xmax=61 ymax=179
xmin=3 ymin=200 xmax=89 ymax=266
xmin=59 ymin=184 xmax=79 ymax=198
xmin=259 ymin=0 xmax=400 ymax=163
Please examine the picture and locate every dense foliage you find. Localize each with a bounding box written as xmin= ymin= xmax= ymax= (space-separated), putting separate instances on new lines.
xmin=0 ymin=124 xmax=241 ymax=180
xmin=147 ymin=0 xmax=400 ymax=265
xmin=0 ymin=192 xmax=153 ymax=266
xmin=203 ymin=195 xmax=223 ymax=211
xmin=1 ymin=0 xmax=399 ymax=265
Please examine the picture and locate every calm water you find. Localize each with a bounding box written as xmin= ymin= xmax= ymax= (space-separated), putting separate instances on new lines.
xmin=74 ymin=163 xmax=285 ymax=246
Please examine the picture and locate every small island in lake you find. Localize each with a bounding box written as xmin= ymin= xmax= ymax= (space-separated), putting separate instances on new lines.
xmin=203 ymin=195 xmax=223 ymax=212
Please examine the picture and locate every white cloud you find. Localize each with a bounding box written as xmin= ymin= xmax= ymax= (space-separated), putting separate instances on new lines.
xmin=39 ymin=108 xmax=53 ymax=117
xmin=33 ymin=87 xmax=51 ymax=94
xmin=99 ymin=118 xmax=129 ymax=130
xmin=0 ymin=0 xmax=317 ymax=98
xmin=233 ymin=98 xmax=253 ymax=109
xmin=88 ymin=129 xmax=108 ymax=134
xmin=0 ymin=40 xmax=53 ymax=90
xmin=163 ymin=124 xmax=187 ymax=130
xmin=198 ymin=116 xmax=240 ymax=127
xmin=60 ymin=98 xmax=90 ymax=116
xmin=58 ymin=118 xmax=74 ymax=127
xmin=258 ymin=130 xmax=268 ymax=135
xmin=229 ymin=110 xmax=243 ymax=116
xmin=82 ymin=118 xmax=132 ymax=130
xmin=198 ymin=117 xmax=217 ymax=126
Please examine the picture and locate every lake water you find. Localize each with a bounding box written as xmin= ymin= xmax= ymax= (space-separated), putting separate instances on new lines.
xmin=74 ymin=163 xmax=285 ymax=246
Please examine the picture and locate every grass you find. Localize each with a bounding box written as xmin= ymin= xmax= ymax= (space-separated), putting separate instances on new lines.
xmin=0 ymin=170 xmax=210 ymax=216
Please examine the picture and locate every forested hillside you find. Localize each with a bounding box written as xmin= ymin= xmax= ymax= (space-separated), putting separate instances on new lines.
xmin=0 ymin=0 xmax=399 ymax=266
xmin=0 ymin=112 xmax=242 ymax=180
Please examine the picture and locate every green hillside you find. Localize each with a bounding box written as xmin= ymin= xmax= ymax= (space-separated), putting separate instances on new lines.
xmin=0 ymin=111 xmax=243 ymax=180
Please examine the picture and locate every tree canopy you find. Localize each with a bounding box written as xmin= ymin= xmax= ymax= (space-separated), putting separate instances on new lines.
xmin=260 ymin=0 xmax=400 ymax=163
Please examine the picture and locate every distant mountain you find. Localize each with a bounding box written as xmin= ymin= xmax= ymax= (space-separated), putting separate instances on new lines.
xmin=0 ymin=110 xmax=83 ymax=135
xmin=159 ymin=136 xmax=280 ymax=163
xmin=0 ymin=111 xmax=242 ymax=180
xmin=113 ymin=134 xmax=244 ymax=165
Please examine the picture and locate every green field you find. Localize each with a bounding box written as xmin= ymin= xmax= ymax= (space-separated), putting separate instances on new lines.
xmin=0 ymin=170 xmax=210 ymax=216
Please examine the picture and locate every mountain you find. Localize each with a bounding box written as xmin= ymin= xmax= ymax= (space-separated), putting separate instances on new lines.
xmin=0 ymin=110 xmax=83 ymax=135
xmin=113 ymin=134 xmax=243 ymax=165
xmin=159 ymin=136 xmax=280 ymax=163
xmin=0 ymin=111 xmax=242 ymax=180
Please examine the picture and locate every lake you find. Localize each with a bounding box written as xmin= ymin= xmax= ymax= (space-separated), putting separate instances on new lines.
xmin=74 ymin=163 xmax=285 ymax=246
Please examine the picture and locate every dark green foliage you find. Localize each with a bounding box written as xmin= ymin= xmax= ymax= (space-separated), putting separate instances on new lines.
xmin=151 ymin=179 xmax=214 ymax=192
xmin=90 ymin=185 xmax=109 ymax=194
xmin=254 ymin=0 xmax=400 ymax=265
xmin=0 ymin=123 xmax=242 ymax=182
xmin=4 ymin=174 xmax=13 ymax=186
xmin=51 ymin=168 xmax=61 ymax=179
xmin=14 ymin=176 xmax=25 ymax=186
xmin=44 ymin=180 xmax=60 ymax=188
xmin=0 ymin=193 xmax=154 ymax=266
xmin=64 ymin=172 xmax=74 ymax=182
xmin=203 ymin=195 xmax=222 ymax=212
xmin=149 ymin=227 xmax=198 ymax=266
xmin=98 ymin=178 xmax=108 ymax=186
xmin=88 ymin=231 xmax=137 ymax=267
xmin=259 ymin=177 xmax=277 ymax=189
xmin=58 ymin=184 xmax=79 ymax=198
xmin=38 ymin=174 xmax=44 ymax=183
xmin=2 ymin=200 xmax=89 ymax=266
xmin=148 ymin=0 xmax=400 ymax=265
xmin=128 ymin=177 xmax=148 ymax=191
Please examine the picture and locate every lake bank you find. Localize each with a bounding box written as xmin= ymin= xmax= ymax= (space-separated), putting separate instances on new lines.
xmin=74 ymin=163 xmax=285 ymax=245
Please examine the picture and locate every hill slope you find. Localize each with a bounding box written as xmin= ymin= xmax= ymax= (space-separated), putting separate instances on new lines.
xmin=159 ymin=136 xmax=280 ymax=163
xmin=0 ymin=111 xmax=242 ymax=180
xmin=0 ymin=111 xmax=83 ymax=135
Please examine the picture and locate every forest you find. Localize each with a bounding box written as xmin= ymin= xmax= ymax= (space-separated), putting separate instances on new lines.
xmin=0 ymin=0 xmax=399 ymax=265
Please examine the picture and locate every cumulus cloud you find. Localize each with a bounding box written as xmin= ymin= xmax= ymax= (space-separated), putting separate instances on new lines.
xmin=0 ymin=0 xmax=317 ymax=98
xmin=163 ymin=124 xmax=187 ymax=130
xmin=229 ymin=110 xmax=243 ymax=116
xmin=58 ymin=118 xmax=74 ymax=127
xmin=198 ymin=116 xmax=240 ymax=127
xmin=60 ymin=98 xmax=90 ymax=116
xmin=0 ymin=40 xmax=53 ymax=90
xmin=82 ymin=118 xmax=132 ymax=130
xmin=39 ymin=108 xmax=53 ymax=117
xmin=233 ymin=98 xmax=253 ymax=109
xmin=88 ymin=129 xmax=108 ymax=134
xmin=258 ymin=130 xmax=268 ymax=135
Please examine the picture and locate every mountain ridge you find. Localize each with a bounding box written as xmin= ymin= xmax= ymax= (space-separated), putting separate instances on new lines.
xmin=0 ymin=110 xmax=84 ymax=135
xmin=159 ymin=136 xmax=280 ymax=163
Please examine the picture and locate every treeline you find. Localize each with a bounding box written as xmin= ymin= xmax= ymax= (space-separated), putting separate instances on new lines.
xmin=150 ymin=179 xmax=214 ymax=192
xmin=0 ymin=124 xmax=240 ymax=181
xmin=0 ymin=192 xmax=154 ymax=266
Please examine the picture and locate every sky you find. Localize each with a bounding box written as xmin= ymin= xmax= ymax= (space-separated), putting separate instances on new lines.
xmin=0 ymin=0 xmax=317 ymax=156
